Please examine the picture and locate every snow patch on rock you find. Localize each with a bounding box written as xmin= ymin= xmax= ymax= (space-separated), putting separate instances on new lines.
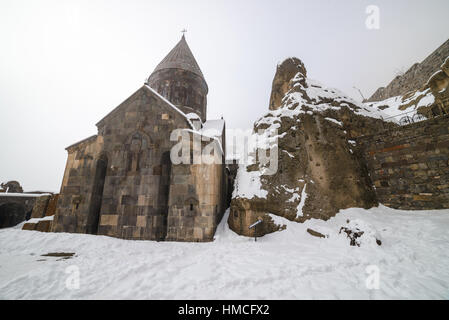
xmin=296 ymin=184 xmax=308 ymax=218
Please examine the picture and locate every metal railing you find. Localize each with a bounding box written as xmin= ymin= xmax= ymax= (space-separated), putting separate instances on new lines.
xmin=380 ymin=106 xmax=447 ymax=127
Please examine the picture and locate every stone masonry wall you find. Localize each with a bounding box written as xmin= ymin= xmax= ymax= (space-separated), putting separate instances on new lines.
xmin=357 ymin=114 xmax=449 ymax=209
xmin=166 ymin=136 xmax=227 ymax=242
xmin=30 ymin=195 xmax=51 ymax=218
xmin=52 ymin=85 xmax=227 ymax=242
xmin=368 ymin=39 xmax=449 ymax=102
xmin=0 ymin=195 xmax=36 ymax=228
xmin=147 ymin=68 xmax=208 ymax=122
xmin=23 ymin=194 xmax=59 ymax=232
xmin=52 ymin=135 xmax=104 ymax=235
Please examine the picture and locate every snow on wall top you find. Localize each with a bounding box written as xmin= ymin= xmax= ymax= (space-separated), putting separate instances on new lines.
xmin=364 ymin=87 xmax=436 ymax=121
xmin=0 ymin=193 xmax=52 ymax=198
xmin=180 ymin=128 xmax=224 ymax=156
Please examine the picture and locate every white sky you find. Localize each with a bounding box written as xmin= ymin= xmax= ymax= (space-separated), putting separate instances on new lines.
xmin=1 ymin=0 xmax=448 ymax=192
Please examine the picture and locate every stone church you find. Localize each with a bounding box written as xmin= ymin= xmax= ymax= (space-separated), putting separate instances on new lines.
xmin=52 ymin=35 xmax=230 ymax=242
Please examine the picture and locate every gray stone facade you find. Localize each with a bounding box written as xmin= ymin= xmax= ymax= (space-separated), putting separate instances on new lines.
xmin=148 ymin=68 xmax=208 ymax=123
xmin=357 ymin=114 xmax=449 ymax=210
xmin=52 ymin=36 xmax=229 ymax=242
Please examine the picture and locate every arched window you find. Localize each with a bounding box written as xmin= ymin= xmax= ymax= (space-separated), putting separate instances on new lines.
xmin=184 ymin=197 xmax=199 ymax=216
xmin=129 ymin=133 xmax=143 ymax=172
xmin=126 ymin=132 xmax=151 ymax=173
xmin=87 ymin=154 xmax=108 ymax=235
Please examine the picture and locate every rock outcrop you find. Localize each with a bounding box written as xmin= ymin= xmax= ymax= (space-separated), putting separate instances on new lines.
xmin=366 ymin=56 xmax=449 ymax=120
xmin=368 ymin=38 xmax=449 ymax=102
xmin=0 ymin=181 xmax=23 ymax=193
xmin=339 ymin=219 xmax=382 ymax=247
xmin=229 ymin=58 xmax=396 ymax=237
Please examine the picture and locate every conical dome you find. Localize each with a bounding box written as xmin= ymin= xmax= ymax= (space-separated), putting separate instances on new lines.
xmin=147 ymin=35 xmax=208 ymax=122
xmin=151 ymin=35 xmax=205 ymax=80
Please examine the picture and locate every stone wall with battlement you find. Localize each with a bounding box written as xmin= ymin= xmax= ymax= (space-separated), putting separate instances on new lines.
xmin=357 ymin=114 xmax=449 ymax=210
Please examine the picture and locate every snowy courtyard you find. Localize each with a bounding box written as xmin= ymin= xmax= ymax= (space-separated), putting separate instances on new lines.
xmin=0 ymin=205 xmax=448 ymax=300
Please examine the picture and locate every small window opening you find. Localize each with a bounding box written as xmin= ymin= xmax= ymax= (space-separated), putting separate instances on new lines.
xmin=190 ymin=203 xmax=193 ymax=211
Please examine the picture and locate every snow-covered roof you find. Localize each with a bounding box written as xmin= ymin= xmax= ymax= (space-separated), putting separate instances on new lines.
xmin=201 ymin=119 xmax=225 ymax=137
xmin=96 ymin=85 xmax=195 ymax=130
xmin=186 ymin=112 xmax=201 ymax=121
xmin=181 ymin=128 xmax=224 ymax=156
xmin=186 ymin=113 xmax=202 ymax=130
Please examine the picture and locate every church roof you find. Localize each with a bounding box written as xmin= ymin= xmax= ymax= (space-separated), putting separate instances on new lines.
xmin=95 ymin=85 xmax=194 ymax=130
xmin=201 ymin=119 xmax=225 ymax=137
xmin=151 ymin=35 xmax=205 ymax=79
xmin=66 ymin=134 xmax=98 ymax=151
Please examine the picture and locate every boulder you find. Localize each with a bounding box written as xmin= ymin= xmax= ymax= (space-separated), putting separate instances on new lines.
xmin=229 ymin=58 xmax=395 ymax=237
xmin=0 ymin=181 xmax=23 ymax=193
xmin=307 ymin=228 xmax=326 ymax=239
xmin=339 ymin=219 xmax=382 ymax=247
xmin=339 ymin=227 xmax=364 ymax=247
xmin=36 ymin=220 xmax=52 ymax=232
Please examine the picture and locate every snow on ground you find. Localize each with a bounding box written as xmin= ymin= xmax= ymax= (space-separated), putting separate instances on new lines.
xmin=232 ymin=166 xmax=268 ymax=199
xmin=1 ymin=206 xmax=449 ymax=299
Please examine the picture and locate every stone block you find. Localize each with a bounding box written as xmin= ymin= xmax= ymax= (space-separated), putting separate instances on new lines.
xmin=63 ymin=186 xmax=80 ymax=194
xmin=121 ymin=195 xmax=135 ymax=205
xmin=30 ymin=196 xmax=51 ymax=219
xmin=36 ymin=220 xmax=52 ymax=232
xmin=22 ymin=223 xmax=37 ymax=231
xmin=193 ymin=227 xmax=203 ymax=239
xmin=100 ymin=215 xmax=119 ymax=226
xmin=137 ymin=195 xmax=151 ymax=206
xmin=133 ymin=227 xmax=142 ymax=239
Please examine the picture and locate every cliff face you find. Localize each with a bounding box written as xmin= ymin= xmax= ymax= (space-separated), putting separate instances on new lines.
xmin=368 ymin=39 xmax=449 ymax=102
xmin=228 ymin=58 xmax=396 ymax=237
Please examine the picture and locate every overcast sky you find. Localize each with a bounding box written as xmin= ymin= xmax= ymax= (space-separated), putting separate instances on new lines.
xmin=1 ymin=0 xmax=448 ymax=192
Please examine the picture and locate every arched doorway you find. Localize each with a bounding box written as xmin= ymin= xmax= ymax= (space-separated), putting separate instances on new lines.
xmin=87 ymin=154 xmax=108 ymax=234
xmin=0 ymin=202 xmax=26 ymax=228
xmin=157 ymin=151 xmax=172 ymax=240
